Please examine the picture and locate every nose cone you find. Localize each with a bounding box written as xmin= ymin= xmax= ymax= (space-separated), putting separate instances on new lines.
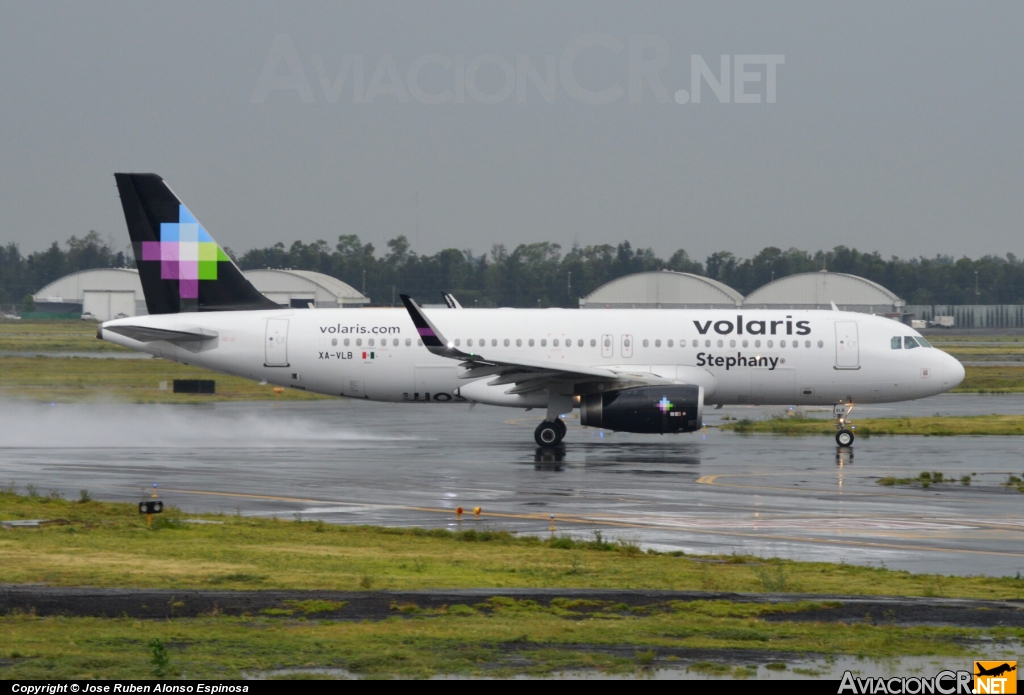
xmin=944 ymin=354 xmax=965 ymax=390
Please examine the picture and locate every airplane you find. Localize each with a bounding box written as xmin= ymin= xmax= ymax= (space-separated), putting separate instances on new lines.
xmin=99 ymin=173 xmax=966 ymax=448
xmin=975 ymin=663 xmax=1016 ymax=678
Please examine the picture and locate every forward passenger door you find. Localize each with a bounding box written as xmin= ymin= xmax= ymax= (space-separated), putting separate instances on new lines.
xmin=835 ymin=321 xmax=860 ymax=369
xmin=621 ymin=334 xmax=633 ymax=358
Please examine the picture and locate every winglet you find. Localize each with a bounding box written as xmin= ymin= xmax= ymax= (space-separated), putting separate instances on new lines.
xmin=830 ymin=301 xmax=839 ymax=311
xmin=443 ymin=292 xmax=463 ymax=309
xmin=401 ymin=294 xmax=475 ymax=360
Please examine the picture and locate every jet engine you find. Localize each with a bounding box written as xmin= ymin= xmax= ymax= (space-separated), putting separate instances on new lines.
xmin=579 ymin=385 xmax=704 ymax=434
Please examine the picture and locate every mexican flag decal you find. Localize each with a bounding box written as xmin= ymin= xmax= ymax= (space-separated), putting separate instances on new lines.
xmin=362 ymin=351 xmax=375 ymax=359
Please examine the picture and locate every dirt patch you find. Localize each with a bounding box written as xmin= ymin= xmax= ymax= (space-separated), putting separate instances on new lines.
xmin=1 ymin=586 xmax=1021 ymax=626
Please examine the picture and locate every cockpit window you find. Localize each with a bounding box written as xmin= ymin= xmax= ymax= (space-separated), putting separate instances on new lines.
xmin=904 ymin=336 xmax=920 ymax=349
xmin=916 ymin=337 xmax=933 ymax=348
xmin=891 ymin=336 xmax=902 ymax=349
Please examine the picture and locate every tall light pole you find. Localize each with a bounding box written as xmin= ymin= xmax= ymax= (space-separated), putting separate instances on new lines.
xmin=975 ymin=271 xmax=979 ymax=303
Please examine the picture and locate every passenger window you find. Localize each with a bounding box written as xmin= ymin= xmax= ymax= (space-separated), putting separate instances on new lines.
xmin=541 ymin=339 xmax=547 ymax=347
xmin=565 ymin=339 xmax=571 ymax=348
xmin=805 ymin=340 xmax=810 ymax=348
xmin=516 ymin=339 xmax=522 ymax=347
xmin=356 ymin=338 xmax=363 ymax=346
xmin=742 ymin=340 xmax=748 ymax=348
xmin=817 ymin=340 xmax=823 ymax=348
xmin=602 ymin=338 xmax=609 ymax=348
xmin=717 ymin=340 xmax=723 ymax=348
xmin=667 ymin=339 xmax=674 ymax=347
xmin=344 ymin=338 xmax=350 ymax=347
xmin=491 ymin=339 xmax=497 ymax=347
xmin=767 ymin=340 xmax=773 ymax=348
xmin=904 ymin=336 xmax=919 ymax=349
xmin=578 ymin=339 xmax=584 ymax=347
xmin=504 ymin=339 xmax=510 ymax=347
xmin=642 ymin=339 xmax=649 ymax=348
xmin=331 ymin=338 xmax=337 ymax=346
xmin=655 ymin=339 xmax=662 ymax=348
xmin=393 ymin=338 xmax=399 ymax=346
xmin=417 ymin=339 xmax=423 ymax=346
xmin=679 ymin=340 xmax=686 ymax=347
xmin=624 ymin=338 xmax=631 ymax=348
xmin=729 ymin=340 xmax=736 ymax=348
xmin=528 ymin=339 xmax=534 ymax=347
xmin=455 ymin=339 xmax=461 ymax=346
xmin=553 ymin=339 xmax=559 ymax=347
xmin=891 ymin=336 xmax=902 ymax=350
xmin=479 ymin=338 xmax=484 ymax=346
xmin=368 ymin=338 xmax=375 ymax=347
xmin=705 ymin=340 xmax=711 ymax=347
xmin=405 ymin=338 xmax=411 ymax=346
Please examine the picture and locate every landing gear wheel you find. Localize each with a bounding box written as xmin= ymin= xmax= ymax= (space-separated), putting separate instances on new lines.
xmin=836 ymin=429 xmax=854 ymax=447
xmin=553 ymin=418 xmax=567 ymax=437
xmin=535 ymin=421 xmax=564 ymax=448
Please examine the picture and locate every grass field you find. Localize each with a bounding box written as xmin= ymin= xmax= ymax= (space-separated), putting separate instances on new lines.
xmin=5 ymin=490 xmax=1024 ymax=597
xmin=1 ymin=491 xmax=1021 ymax=678
xmin=722 ymin=413 xmax=1024 ymax=437
xmin=0 ymin=356 xmax=326 ymax=403
xmin=0 ymin=319 xmax=130 ymax=352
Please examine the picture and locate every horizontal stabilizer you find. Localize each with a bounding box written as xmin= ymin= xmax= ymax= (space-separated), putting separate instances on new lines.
xmin=103 ymin=325 xmax=218 ymax=343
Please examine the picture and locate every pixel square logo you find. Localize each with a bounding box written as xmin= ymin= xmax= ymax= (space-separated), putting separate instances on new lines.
xmin=140 ymin=205 xmax=230 ymax=299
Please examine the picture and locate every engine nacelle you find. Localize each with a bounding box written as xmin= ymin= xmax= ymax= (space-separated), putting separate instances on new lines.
xmin=580 ymin=385 xmax=704 ymax=434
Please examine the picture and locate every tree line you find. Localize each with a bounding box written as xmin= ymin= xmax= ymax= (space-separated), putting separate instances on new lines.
xmin=235 ymin=237 xmax=1024 ymax=307
xmin=2 ymin=231 xmax=1022 ymax=310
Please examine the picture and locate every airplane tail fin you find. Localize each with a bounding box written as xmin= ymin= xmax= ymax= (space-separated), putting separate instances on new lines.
xmin=114 ymin=173 xmax=280 ymax=314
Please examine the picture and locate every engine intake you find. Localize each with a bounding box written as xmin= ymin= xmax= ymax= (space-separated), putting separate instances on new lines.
xmin=580 ymin=385 xmax=704 ymax=434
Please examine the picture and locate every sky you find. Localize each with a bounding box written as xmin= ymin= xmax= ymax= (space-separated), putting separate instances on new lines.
xmin=1 ymin=1 xmax=1022 ymax=262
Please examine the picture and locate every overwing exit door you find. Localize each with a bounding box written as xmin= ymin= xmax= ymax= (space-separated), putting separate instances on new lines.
xmin=265 ymin=318 xmax=289 ymax=367
xmin=601 ymin=334 xmax=613 ymax=358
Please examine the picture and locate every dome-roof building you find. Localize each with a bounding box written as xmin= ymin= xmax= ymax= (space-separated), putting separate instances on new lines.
xmin=32 ymin=267 xmax=369 ymax=319
xmin=744 ymin=271 xmax=904 ymax=314
xmin=580 ymin=271 xmax=743 ymax=309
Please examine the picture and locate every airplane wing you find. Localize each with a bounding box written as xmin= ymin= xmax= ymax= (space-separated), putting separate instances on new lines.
xmin=442 ymin=292 xmax=463 ymax=309
xmin=102 ymin=325 xmax=218 ymax=344
xmin=400 ymin=294 xmax=666 ymax=394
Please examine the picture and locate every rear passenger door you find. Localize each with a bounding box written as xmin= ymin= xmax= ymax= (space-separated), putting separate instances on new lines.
xmin=601 ymin=334 xmax=614 ymax=358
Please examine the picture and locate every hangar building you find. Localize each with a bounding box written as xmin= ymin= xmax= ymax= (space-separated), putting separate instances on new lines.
xmin=744 ymin=271 xmax=906 ymax=316
xmin=33 ymin=268 xmax=146 ymax=320
xmin=243 ymin=269 xmax=369 ymax=309
xmin=579 ymin=270 xmax=744 ymax=309
xmin=33 ymin=268 xmax=369 ymax=320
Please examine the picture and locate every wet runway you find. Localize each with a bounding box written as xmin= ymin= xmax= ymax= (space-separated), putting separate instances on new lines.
xmin=1 ymin=394 xmax=1023 ymax=577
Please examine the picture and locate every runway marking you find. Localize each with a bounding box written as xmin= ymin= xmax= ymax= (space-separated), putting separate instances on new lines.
xmin=152 ymin=486 xmax=1024 ymax=560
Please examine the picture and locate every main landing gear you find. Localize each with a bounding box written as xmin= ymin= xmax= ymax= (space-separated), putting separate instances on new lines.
xmin=535 ymin=418 xmax=567 ymax=448
xmin=834 ymin=402 xmax=855 ymax=447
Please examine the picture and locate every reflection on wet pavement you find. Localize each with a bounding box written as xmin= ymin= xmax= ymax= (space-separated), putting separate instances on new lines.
xmin=0 ymin=394 xmax=1023 ymax=577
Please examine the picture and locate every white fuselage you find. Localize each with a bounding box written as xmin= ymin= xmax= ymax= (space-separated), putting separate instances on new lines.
xmin=100 ymin=307 xmax=965 ymax=410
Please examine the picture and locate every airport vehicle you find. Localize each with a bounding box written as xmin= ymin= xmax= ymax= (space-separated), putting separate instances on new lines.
xmin=99 ymin=174 xmax=966 ymax=448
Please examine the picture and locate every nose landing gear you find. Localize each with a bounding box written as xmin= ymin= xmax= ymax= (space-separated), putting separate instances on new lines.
xmin=834 ymin=402 xmax=855 ymax=447
xmin=535 ymin=418 xmax=567 ymax=448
